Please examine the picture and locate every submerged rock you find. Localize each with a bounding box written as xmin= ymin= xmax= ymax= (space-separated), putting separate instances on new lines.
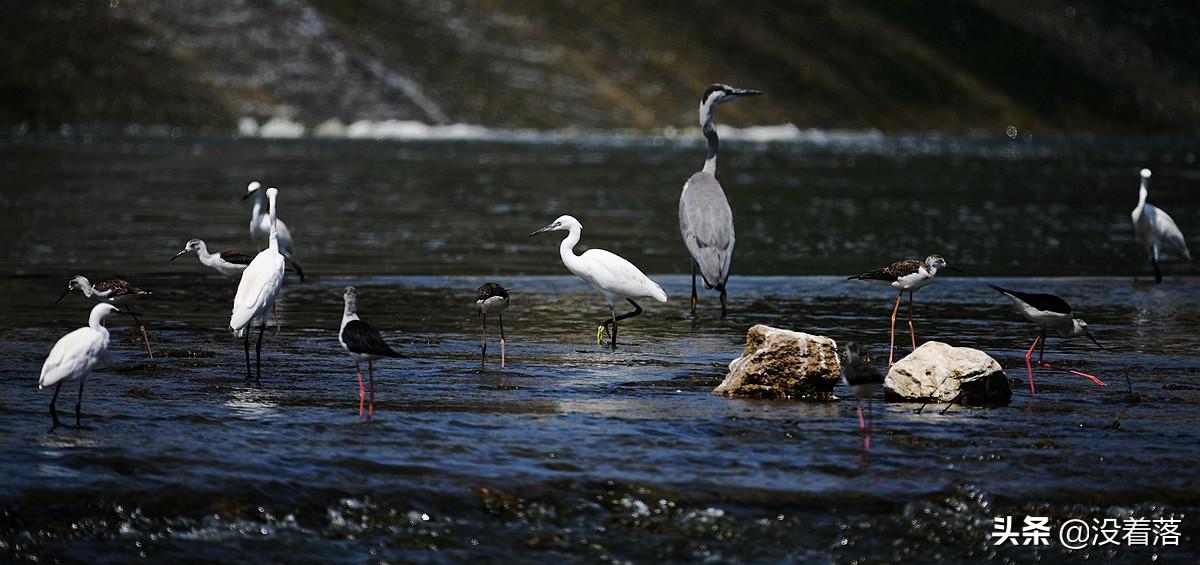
xmin=884 ymin=341 xmax=1011 ymax=406
xmin=715 ymin=325 xmax=841 ymax=400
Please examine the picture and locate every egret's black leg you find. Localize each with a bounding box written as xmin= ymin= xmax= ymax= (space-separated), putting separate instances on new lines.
xmin=75 ymin=378 xmax=86 ymax=429
xmin=243 ymin=329 xmax=252 ymax=383
xmin=255 ymin=319 xmax=266 ymax=386
xmin=1153 ymin=256 xmax=1163 ymax=284
xmin=690 ymin=262 xmax=698 ymax=318
xmin=49 ymin=382 xmax=63 ymax=430
xmin=719 ymin=287 xmax=728 ymax=318
xmin=498 ymin=313 xmax=506 ymax=368
xmin=481 ymin=313 xmax=488 ymax=367
xmin=611 ymin=299 xmax=644 ymax=349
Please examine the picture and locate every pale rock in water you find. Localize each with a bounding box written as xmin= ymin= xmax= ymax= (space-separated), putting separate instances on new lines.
xmin=715 ymin=324 xmax=841 ymax=400
xmin=884 ymin=341 xmax=1011 ymax=406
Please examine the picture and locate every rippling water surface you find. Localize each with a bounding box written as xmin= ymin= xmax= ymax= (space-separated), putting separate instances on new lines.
xmin=0 ymin=134 xmax=1197 ymax=563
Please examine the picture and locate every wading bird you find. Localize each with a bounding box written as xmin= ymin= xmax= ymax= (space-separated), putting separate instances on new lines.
xmin=339 ymin=286 xmax=402 ymax=417
xmin=477 ymin=282 xmax=511 ymax=368
xmin=56 ymin=275 xmax=154 ymax=358
xmin=1131 ymin=168 xmax=1191 ymax=283
xmin=530 ymin=215 xmax=667 ymax=350
xmin=231 ymin=187 xmax=286 ymax=385
xmin=679 ymin=83 xmax=761 ymax=318
xmin=39 ymin=303 xmax=133 ymax=430
xmin=988 ymin=284 xmax=1106 ymax=395
xmin=841 ymin=342 xmax=884 ymax=450
xmin=848 ymin=255 xmax=957 ymax=365
xmin=169 ymin=239 xmax=254 ymax=279
xmin=245 ymin=181 xmax=305 ymax=281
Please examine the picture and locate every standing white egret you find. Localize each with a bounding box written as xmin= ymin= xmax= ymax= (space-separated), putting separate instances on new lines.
xmin=245 ymin=181 xmax=305 ymax=281
xmin=477 ymin=282 xmax=511 ymax=368
xmin=39 ymin=303 xmax=131 ymax=430
xmin=231 ymin=187 xmax=287 ymax=385
xmin=56 ymin=275 xmax=154 ymax=358
xmin=1131 ymin=168 xmax=1191 ymax=283
xmin=679 ymin=83 xmax=761 ymax=318
xmin=339 ymin=286 xmax=403 ymax=418
xmin=169 ymin=239 xmax=254 ymax=279
xmin=847 ymin=255 xmax=958 ymax=365
xmin=988 ymin=284 xmax=1106 ymax=395
xmin=530 ymin=215 xmax=667 ymax=349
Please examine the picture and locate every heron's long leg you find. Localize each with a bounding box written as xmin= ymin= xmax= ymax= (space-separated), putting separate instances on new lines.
xmin=243 ymin=328 xmax=252 ymax=384
xmin=888 ymin=291 xmax=903 ymax=365
xmin=255 ymin=320 xmax=266 ymax=386
xmin=356 ymin=363 xmax=364 ymax=417
xmin=126 ymin=309 xmax=153 ymax=358
xmin=1025 ymin=334 xmax=1041 ymax=395
xmin=49 ymin=382 xmax=63 ymax=430
xmin=720 ymin=287 xmax=728 ymax=319
xmin=273 ymin=302 xmax=280 ymax=336
xmin=368 ymin=361 xmax=375 ymax=418
xmin=690 ymin=262 xmax=698 ymax=318
xmin=75 ymin=378 xmax=86 ymax=429
xmin=907 ymin=291 xmax=916 ymax=349
xmin=481 ymin=313 xmax=488 ymax=367
xmin=499 ymin=314 xmax=506 ymax=369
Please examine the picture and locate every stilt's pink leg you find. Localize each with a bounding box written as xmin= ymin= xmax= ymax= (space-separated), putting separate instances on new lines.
xmin=139 ymin=325 xmax=154 ymax=358
xmin=857 ymin=400 xmax=864 ymax=431
xmin=368 ymin=362 xmax=375 ymax=418
xmin=1036 ymin=361 xmax=1107 ymax=387
xmin=888 ymin=292 xmax=902 ymax=365
xmin=356 ymin=363 xmax=364 ymax=417
xmin=1024 ymin=336 xmax=1041 ymax=395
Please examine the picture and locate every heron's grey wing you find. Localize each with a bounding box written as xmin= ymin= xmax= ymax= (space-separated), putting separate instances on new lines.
xmin=679 ymin=172 xmax=735 ymax=289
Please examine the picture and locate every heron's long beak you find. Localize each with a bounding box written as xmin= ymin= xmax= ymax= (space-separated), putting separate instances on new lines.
xmin=945 ymin=266 xmax=964 ymax=273
xmin=1086 ymin=331 xmax=1104 ymax=350
xmin=54 ymin=289 xmax=72 ymax=304
xmin=169 ymin=249 xmax=189 ymax=262
xmin=529 ymin=224 xmax=555 ymax=237
xmin=733 ymin=88 xmax=763 ymax=97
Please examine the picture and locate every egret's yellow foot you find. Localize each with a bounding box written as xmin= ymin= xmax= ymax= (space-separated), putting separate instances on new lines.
xmin=596 ymin=325 xmax=607 ymax=345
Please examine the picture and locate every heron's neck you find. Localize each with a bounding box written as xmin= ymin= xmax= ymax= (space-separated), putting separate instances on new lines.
xmin=702 ymin=118 xmax=719 ymax=175
xmin=558 ymin=226 xmax=584 ymax=272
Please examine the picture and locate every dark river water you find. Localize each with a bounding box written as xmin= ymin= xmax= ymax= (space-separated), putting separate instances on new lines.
xmin=1 ymin=133 xmax=1198 ymax=563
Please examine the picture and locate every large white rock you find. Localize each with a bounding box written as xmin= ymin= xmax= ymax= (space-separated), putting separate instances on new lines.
xmin=715 ymin=324 xmax=841 ymax=400
xmin=884 ymin=341 xmax=1011 ymax=405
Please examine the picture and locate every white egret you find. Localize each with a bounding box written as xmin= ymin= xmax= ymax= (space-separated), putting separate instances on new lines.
xmin=39 ymin=303 xmax=132 ymax=430
xmin=988 ymin=284 xmax=1106 ymax=395
xmin=1131 ymin=168 xmax=1191 ymax=283
xmin=679 ymin=83 xmax=761 ymax=318
xmin=231 ymin=187 xmax=287 ymax=385
xmin=339 ymin=286 xmax=403 ymax=418
xmin=56 ymin=275 xmax=154 ymax=357
xmin=476 ymin=282 xmax=511 ymax=368
xmin=245 ymin=181 xmax=305 ymax=281
xmin=847 ymin=255 xmax=958 ymax=365
xmin=530 ymin=215 xmax=667 ymax=350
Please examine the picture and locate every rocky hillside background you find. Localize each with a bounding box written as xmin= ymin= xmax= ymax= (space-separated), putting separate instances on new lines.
xmin=3 ymin=0 xmax=1200 ymax=134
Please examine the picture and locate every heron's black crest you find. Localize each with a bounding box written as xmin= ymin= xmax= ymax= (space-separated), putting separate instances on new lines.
xmin=477 ymin=282 xmax=510 ymax=301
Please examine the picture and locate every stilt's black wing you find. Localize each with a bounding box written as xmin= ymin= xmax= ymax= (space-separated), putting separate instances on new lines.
xmin=341 ymin=320 xmax=402 ymax=357
xmin=218 ymin=250 xmax=255 ymax=265
xmin=987 ymin=284 xmax=1072 ymax=314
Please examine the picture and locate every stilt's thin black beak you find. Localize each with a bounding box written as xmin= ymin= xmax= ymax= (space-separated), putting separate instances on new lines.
xmin=945 ymin=266 xmax=964 ymax=273
xmin=54 ymin=289 xmax=72 ymax=304
xmin=242 ymin=190 xmax=254 ymax=200
xmin=169 ymin=249 xmax=189 ymax=262
xmin=529 ymin=224 xmax=554 ymax=237
xmin=1087 ymin=332 xmax=1104 ymax=350
xmin=119 ymin=310 xmax=144 ymax=317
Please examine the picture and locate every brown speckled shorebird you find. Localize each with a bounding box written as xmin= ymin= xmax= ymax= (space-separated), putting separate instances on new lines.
xmin=56 ymin=275 xmax=154 ymax=358
xmin=847 ymin=255 xmax=958 ymax=365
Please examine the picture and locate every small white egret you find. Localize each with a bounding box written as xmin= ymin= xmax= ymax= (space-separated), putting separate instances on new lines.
xmin=245 ymin=181 xmax=305 ymax=281
xmin=1131 ymin=168 xmax=1191 ymax=283
xmin=476 ymin=282 xmax=511 ymax=368
xmin=231 ymin=187 xmax=287 ymax=385
xmin=530 ymin=215 xmax=667 ymax=350
xmin=169 ymin=239 xmax=254 ymax=279
xmin=988 ymin=284 xmax=1106 ymax=395
xmin=39 ymin=303 xmax=132 ymax=430
xmin=56 ymin=275 xmax=154 ymax=358
xmin=339 ymin=286 xmax=403 ymax=418
xmin=847 ymin=255 xmax=959 ymax=365
xmin=840 ymin=342 xmax=883 ymax=450
xmin=679 ymin=83 xmax=761 ymax=318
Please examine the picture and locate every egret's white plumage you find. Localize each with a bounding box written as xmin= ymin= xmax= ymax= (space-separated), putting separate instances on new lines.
xmin=1131 ymin=168 xmax=1191 ymax=283
xmin=39 ymin=303 xmax=122 ymax=428
xmin=679 ymin=83 xmax=761 ymax=318
xmin=245 ymin=181 xmax=305 ymax=280
xmin=232 ymin=187 xmax=287 ymax=383
xmin=531 ymin=215 xmax=666 ymax=349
